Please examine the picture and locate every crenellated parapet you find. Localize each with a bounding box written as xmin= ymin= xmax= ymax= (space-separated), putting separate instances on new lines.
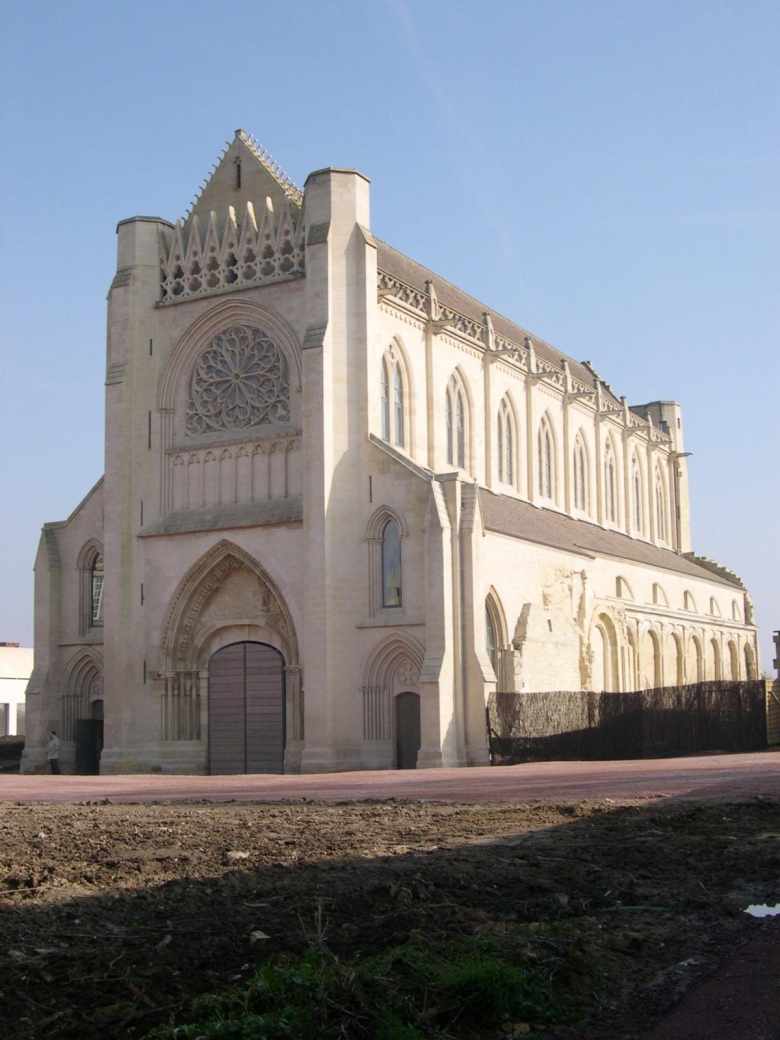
xmin=159 ymin=197 xmax=305 ymax=304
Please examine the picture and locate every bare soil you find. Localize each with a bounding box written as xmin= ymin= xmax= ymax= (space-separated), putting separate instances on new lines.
xmin=1 ymin=796 xmax=778 ymax=1039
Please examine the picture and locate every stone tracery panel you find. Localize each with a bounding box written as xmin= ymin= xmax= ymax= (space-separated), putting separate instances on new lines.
xmin=186 ymin=325 xmax=290 ymax=436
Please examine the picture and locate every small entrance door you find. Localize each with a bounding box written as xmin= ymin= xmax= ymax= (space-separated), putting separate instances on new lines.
xmin=395 ymin=692 xmax=421 ymax=770
xmin=208 ymin=642 xmax=285 ymax=775
xmin=75 ymin=700 xmax=104 ymax=776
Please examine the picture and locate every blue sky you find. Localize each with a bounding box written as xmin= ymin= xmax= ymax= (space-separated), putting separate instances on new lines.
xmin=1 ymin=0 xmax=777 ymax=667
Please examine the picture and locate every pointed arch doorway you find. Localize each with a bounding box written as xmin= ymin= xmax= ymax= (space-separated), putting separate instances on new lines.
xmin=208 ymin=641 xmax=286 ymax=775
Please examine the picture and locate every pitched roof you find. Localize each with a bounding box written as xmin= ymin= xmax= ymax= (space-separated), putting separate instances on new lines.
xmin=0 ymin=646 xmax=34 ymax=679
xmin=376 ymin=239 xmax=611 ymax=397
xmin=479 ymin=490 xmax=742 ymax=589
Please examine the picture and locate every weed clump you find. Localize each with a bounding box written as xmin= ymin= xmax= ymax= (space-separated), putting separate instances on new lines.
xmin=143 ymin=937 xmax=563 ymax=1039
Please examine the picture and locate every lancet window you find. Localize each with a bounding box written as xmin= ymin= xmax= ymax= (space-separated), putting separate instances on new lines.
xmin=655 ymin=469 xmax=667 ymax=542
xmin=632 ymin=454 xmax=643 ymax=534
xmin=537 ymin=415 xmax=555 ymax=501
xmin=381 ymin=360 xmax=390 ymax=441
xmin=605 ymin=439 xmax=617 ymax=523
xmin=367 ymin=507 xmax=407 ymax=616
xmin=380 ymin=347 xmax=407 ymax=449
xmin=91 ymin=554 xmax=104 ymax=626
xmin=496 ymin=398 xmax=515 ymax=486
xmin=78 ymin=543 xmax=105 ymax=635
xmin=573 ymin=434 xmax=588 ymax=513
xmin=381 ymin=519 xmax=402 ymax=608
xmin=445 ymin=373 xmax=467 ymax=470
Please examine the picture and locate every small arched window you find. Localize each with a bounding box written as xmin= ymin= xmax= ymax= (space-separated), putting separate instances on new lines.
xmin=655 ymin=469 xmax=666 ymax=541
xmin=91 ymin=554 xmax=104 ymax=626
xmin=632 ymin=455 xmax=643 ymax=534
xmin=497 ymin=414 xmax=503 ymax=482
xmin=393 ymin=365 xmax=404 ymax=447
xmin=445 ymin=373 xmax=467 ymax=470
xmin=380 ymin=348 xmax=407 ymax=448
xmin=455 ymin=390 xmax=465 ymax=468
xmin=485 ymin=606 xmax=497 ymax=674
xmin=537 ymin=415 xmax=555 ymax=501
xmin=380 ymin=359 xmax=390 ymax=442
xmin=497 ymin=398 xmax=515 ymax=486
xmin=446 ymin=391 xmax=453 ymax=464
xmin=381 ymin=519 xmax=402 ymax=608
xmin=573 ymin=434 xmax=588 ymax=512
xmin=605 ymin=440 xmax=617 ymax=523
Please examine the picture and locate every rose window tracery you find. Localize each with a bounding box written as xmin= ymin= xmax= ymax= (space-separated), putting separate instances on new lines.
xmin=186 ymin=325 xmax=290 ymax=435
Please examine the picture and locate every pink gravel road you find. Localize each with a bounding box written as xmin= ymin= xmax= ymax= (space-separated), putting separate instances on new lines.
xmin=2 ymin=750 xmax=780 ymax=804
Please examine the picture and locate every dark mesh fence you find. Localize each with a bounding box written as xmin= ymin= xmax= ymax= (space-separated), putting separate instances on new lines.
xmin=487 ymin=681 xmax=768 ymax=764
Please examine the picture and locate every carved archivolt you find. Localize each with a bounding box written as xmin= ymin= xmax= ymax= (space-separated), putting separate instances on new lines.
xmin=159 ymin=540 xmax=298 ymax=672
xmin=186 ymin=325 xmax=290 ymax=435
xmin=60 ymin=648 xmax=103 ymax=740
xmin=361 ymin=633 xmax=425 ymax=741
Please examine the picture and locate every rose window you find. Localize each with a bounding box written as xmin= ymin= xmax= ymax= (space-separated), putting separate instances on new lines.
xmin=186 ymin=325 xmax=290 ymax=435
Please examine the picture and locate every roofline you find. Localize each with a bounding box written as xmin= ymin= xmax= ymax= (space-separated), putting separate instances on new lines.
xmin=304 ymin=167 xmax=371 ymax=185
xmin=43 ymin=475 xmax=104 ymax=530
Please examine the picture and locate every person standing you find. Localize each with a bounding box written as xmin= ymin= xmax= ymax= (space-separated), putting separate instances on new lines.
xmin=46 ymin=731 xmax=61 ymax=775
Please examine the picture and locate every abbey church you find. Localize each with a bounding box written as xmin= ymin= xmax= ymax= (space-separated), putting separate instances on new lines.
xmin=23 ymin=131 xmax=760 ymax=774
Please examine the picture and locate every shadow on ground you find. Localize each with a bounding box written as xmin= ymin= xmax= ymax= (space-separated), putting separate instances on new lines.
xmin=1 ymin=796 xmax=778 ymax=1039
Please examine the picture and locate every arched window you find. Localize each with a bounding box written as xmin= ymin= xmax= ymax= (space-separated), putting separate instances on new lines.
xmin=485 ymin=590 xmax=508 ymax=690
xmin=380 ymin=347 xmax=408 ymax=448
xmin=496 ymin=398 xmax=515 ymax=487
xmin=380 ymin=359 xmax=390 ymax=442
xmin=455 ymin=390 xmax=465 ymax=468
xmin=497 ymin=413 xmax=503 ymax=482
xmin=573 ymin=434 xmax=588 ymax=512
xmin=655 ymin=469 xmax=666 ymax=541
xmin=632 ymin=455 xmax=643 ymax=534
xmin=505 ymin=410 xmax=514 ymax=485
xmin=91 ymin=554 xmax=104 ymax=626
xmin=485 ymin=606 xmax=497 ymax=674
xmin=537 ymin=415 xmax=555 ymax=501
xmin=605 ymin=439 xmax=617 ymax=523
xmin=446 ymin=391 xmax=453 ymax=464
xmin=78 ymin=543 xmax=105 ymax=634
xmin=652 ymin=583 xmax=668 ymax=606
xmin=367 ymin=508 xmax=407 ymax=616
xmin=381 ymin=519 xmax=402 ymax=608
xmin=393 ymin=365 xmax=404 ymax=447
xmin=445 ymin=373 xmax=468 ymax=470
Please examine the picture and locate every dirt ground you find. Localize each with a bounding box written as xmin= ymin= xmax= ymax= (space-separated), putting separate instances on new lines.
xmin=1 ymin=796 xmax=778 ymax=1039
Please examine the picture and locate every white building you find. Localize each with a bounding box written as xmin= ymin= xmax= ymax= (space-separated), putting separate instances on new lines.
xmin=1 ymin=644 xmax=32 ymax=736
xmin=23 ymin=131 xmax=759 ymax=774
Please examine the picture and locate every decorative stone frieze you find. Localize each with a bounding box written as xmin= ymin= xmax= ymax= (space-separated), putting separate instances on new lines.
xmin=159 ymin=198 xmax=305 ymax=304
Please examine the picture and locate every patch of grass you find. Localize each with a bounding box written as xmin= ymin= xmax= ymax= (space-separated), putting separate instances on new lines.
xmin=142 ymin=937 xmax=567 ymax=1039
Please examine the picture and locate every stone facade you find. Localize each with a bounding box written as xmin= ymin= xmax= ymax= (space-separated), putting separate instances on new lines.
xmin=23 ymin=131 xmax=761 ymax=774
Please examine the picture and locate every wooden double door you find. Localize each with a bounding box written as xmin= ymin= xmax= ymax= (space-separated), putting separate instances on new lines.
xmin=208 ymin=642 xmax=285 ymax=774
